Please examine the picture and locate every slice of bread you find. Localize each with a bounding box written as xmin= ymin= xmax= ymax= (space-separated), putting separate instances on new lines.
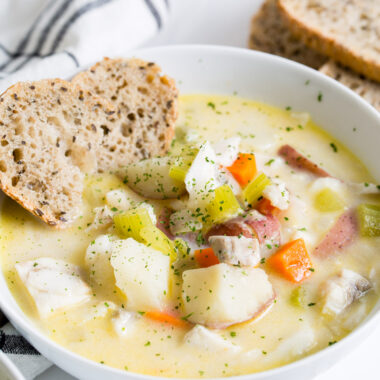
xmin=0 ymin=79 xmax=115 ymax=227
xmin=72 ymin=58 xmax=178 ymax=173
xmin=278 ymin=0 xmax=380 ymax=82
xmin=320 ymin=60 xmax=380 ymax=112
xmin=249 ymin=0 xmax=326 ymax=69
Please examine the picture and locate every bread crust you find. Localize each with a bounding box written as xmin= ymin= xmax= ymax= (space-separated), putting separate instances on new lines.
xmin=320 ymin=60 xmax=380 ymax=112
xmin=249 ymin=0 xmax=326 ymax=69
xmin=278 ymin=0 xmax=380 ymax=82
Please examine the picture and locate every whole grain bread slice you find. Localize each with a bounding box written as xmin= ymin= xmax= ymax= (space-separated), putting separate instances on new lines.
xmin=249 ymin=0 xmax=326 ymax=69
xmin=72 ymin=58 xmax=178 ymax=173
xmin=0 ymin=79 xmax=116 ymax=228
xmin=278 ymin=0 xmax=380 ymax=82
xmin=320 ymin=60 xmax=380 ymax=112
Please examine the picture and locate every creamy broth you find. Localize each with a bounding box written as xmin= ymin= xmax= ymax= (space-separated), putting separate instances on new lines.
xmin=1 ymin=94 xmax=379 ymax=378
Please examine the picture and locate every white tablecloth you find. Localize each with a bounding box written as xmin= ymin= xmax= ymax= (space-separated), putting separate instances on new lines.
xmin=37 ymin=0 xmax=380 ymax=379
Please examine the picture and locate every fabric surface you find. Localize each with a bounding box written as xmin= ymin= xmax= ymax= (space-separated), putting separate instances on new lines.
xmin=0 ymin=0 xmax=169 ymax=92
xmin=0 ymin=0 xmax=169 ymax=378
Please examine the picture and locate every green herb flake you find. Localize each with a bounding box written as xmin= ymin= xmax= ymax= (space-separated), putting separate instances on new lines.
xmin=330 ymin=142 xmax=338 ymax=153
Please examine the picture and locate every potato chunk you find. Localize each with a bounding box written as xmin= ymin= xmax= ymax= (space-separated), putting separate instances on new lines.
xmin=110 ymin=238 xmax=170 ymax=311
xmin=182 ymin=263 xmax=274 ymax=327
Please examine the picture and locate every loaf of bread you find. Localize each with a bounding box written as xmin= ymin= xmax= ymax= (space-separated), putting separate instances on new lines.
xmin=0 ymin=79 xmax=115 ymax=227
xmin=72 ymin=58 xmax=178 ymax=173
xmin=249 ymin=0 xmax=326 ymax=69
xmin=278 ymin=0 xmax=380 ymax=82
xmin=320 ymin=61 xmax=380 ymax=112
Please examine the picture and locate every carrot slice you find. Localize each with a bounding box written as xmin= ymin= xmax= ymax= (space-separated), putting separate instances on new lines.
xmin=268 ymin=238 xmax=313 ymax=283
xmin=194 ymin=247 xmax=219 ymax=268
xmin=227 ymin=153 xmax=257 ymax=186
xmin=256 ymin=198 xmax=281 ymax=217
xmin=145 ymin=311 xmax=189 ymax=328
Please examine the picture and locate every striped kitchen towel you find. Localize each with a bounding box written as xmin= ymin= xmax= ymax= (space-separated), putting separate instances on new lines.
xmin=0 ymin=0 xmax=170 ymax=93
xmin=0 ymin=0 xmax=170 ymax=378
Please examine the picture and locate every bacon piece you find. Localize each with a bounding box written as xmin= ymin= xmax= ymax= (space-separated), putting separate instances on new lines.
xmin=278 ymin=145 xmax=330 ymax=177
xmin=314 ymin=210 xmax=358 ymax=258
xmin=205 ymin=218 xmax=254 ymax=241
xmin=245 ymin=212 xmax=281 ymax=248
xmin=156 ymin=207 xmax=174 ymax=239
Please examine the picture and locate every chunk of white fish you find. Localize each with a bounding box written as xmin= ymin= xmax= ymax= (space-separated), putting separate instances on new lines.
xmin=209 ymin=235 xmax=260 ymax=267
xmin=185 ymin=141 xmax=221 ymax=208
xmin=212 ymin=137 xmax=240 ymax=167
xmin=270 ymin=324 xmax=315 ymax=361
xmin=169 ymin=208 xmax=203 ymax=235
xmin=262 ymin=181 xmax=290 ymax=210
xmin=184 ymin=325 xmax=241 ymax=353
xmin=322 ymin=269 xmax=372 ymax=315
xmin=85 ymin=234 xmax=114 ymax=288
xmin=111 ymin=309 xmax=141 ymax=337
xmin=15 ymin=258 xmax=91 ymax=318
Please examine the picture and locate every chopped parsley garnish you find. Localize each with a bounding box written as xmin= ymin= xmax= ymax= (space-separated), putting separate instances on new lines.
xmin=330 ymin=142 xmax=338 ymax=152
xmin=328 ymin=341 xmax=337 ymax=346
xmin=230 ymin=331 xmax=236 ymax=337
xmin=318 ymin=92 xmax=323 ymax=102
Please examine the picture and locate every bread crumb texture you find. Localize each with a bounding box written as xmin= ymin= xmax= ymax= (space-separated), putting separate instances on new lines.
xmin=72 ymin=58 xmax=178 ymax=173
xmin=0 ymin=79 xmax=115 ymax=227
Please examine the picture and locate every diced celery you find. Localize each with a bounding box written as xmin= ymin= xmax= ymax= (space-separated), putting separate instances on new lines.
xmin=243 ymin=172 xmax=271 ymax=206
xmin=314 ymin=188 xmax=345 ymax=212
xmin=169 ymin=164 xmax=188 ymax=182
xmin=168 ymin=145 xmax=199 ymax=183
xmin=207 ymin=184 xmax=241 ymax=225
xmin=113 ymin=207 xmax=153 ymax=240
xmin=289 ymin=286 xmax=306 ymax=308
xmin=357 ymin=203 xmax=380 ymax=237
xmin=140 ymin=225 xmax=177 ymax=262
xmin=174 ymin=238 xmax=190 ymax=258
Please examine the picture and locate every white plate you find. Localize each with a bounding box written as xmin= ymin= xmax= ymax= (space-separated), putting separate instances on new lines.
xmin=0 ymin=45 xmax=379 ymax=380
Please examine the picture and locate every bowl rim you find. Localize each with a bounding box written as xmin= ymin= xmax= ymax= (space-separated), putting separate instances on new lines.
xmin=0 ymin=44 xmax=379 ymax=380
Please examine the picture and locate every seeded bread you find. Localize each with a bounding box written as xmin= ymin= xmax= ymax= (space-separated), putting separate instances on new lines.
xmin=249 ymin=0 xmax=326 ymax=69
xmin=0 ymin=79 xmax=115 ymax=227
xmin=278 ymin=0 xmax=380 ymax=82
xmin=320 ymin=61 xmax=380 ymax=112
xmin=72 ymin=58 xmax=178 ymax=173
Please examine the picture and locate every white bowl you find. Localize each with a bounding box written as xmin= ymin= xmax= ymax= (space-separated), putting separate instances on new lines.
xmin=0 ymin=351 xmax=24 ymax=380
xmin=0 ymin=45 xmax=379 ymax=380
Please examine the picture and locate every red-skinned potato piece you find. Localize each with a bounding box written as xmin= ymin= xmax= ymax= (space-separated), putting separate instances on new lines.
xmin=205 ymin=218 xmax=255 ymax=241
xmin=245 ymin=213 xmax=281 ymax=247
xmin=278 ymin=145 xmax=330 ymax=177
xmin=156 ymin=207 xmax=174 ymax=239
xmin=314 ymin=209 xmax=358 ymax=258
